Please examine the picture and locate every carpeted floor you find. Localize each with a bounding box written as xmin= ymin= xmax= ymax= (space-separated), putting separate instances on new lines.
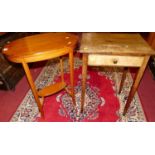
xmin=10 ymin=57 xmax=146 ymax=122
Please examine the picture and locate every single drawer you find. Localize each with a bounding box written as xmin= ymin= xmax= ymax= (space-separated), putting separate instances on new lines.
xmin=88 ymin=54 xmax=144 ymax=67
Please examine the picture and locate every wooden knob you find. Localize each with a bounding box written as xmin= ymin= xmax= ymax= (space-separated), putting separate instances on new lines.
xmin=113 ymin=59 xmax=118 ymax=64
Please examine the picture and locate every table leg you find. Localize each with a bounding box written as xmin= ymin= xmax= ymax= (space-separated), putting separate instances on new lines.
xmin=123 ymin=56 xmax=150 ymax=116
xmin=118 ymin=67 xmax=128 ymax=94
xmin=69 ymin=50 xmax=75 ymax=106
xmin=60 ymin=56 xmax=64 ymax=83
xmin=81 ymin=53 xmax=88 ymax=113
xmin=22 ymin=61 xmax=44 ymax=118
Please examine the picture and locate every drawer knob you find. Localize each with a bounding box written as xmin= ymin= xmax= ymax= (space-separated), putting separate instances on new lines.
xmin=113 ymin=59 xmax=118 ymax=64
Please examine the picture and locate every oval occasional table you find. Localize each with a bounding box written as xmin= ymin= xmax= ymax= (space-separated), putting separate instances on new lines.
xmin=2 ymin=33 xmax=78 ymax=118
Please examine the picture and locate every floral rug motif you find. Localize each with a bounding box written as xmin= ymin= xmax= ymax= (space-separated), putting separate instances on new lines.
xmin=56 ymin=82 xmax=104 ymax=122
xmin=10 ymin=57 xmax=146 ymax=122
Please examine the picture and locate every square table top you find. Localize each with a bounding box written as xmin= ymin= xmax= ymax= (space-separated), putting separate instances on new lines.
xmin=78 ymin=33 xmax=155 ymax=56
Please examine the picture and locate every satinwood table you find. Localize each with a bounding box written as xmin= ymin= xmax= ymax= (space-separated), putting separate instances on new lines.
xmin=2 ymin=33 xmax=78 ymax=117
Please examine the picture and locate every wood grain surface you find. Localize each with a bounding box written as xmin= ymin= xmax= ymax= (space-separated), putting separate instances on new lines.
xmin=79 ymin=33 xmax=155 ymax=56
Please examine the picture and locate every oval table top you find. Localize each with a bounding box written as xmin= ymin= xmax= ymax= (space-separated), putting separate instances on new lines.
xmin=2 ymin=32 xmax=78 ymax=63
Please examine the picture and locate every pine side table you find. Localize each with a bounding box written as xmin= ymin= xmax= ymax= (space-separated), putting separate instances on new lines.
xmin=78 ymin=33 xmax=155 ymax=115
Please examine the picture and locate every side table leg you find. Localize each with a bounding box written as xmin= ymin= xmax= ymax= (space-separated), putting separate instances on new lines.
xmin=81 ymin=54 xmax=88 ymax=113
xmin=69 ymin=50 xmax=75 ymax=106
xmin=118 ymin=67 xmax=128 ymax=94
xmin=60 ymin=56 xmax=65 ymax=83
xmin=123 ymin=56 xmax=150 ymax=116
xmin=22 ymin=61 xmax=44 ymax=118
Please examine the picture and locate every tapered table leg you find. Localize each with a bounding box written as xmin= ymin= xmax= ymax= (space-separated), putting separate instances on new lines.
xmin=81 ymin=54 xmax=88 ymax=112
xmin=22 ymin=61 xmax=44 ymax=118
xmin=123 ymin=56 xmax=150 ymax=116
xmin=118 ymin=67 xmax=128 ymax=94
xmin=60 ymin=56 xmax=64 ymax=83
xmin=69 ymin=50 xmax=76 ymax=106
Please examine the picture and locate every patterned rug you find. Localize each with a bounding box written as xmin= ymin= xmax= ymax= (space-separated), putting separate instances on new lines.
xmin=10 ymin=56 xmax=146 ymax=122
